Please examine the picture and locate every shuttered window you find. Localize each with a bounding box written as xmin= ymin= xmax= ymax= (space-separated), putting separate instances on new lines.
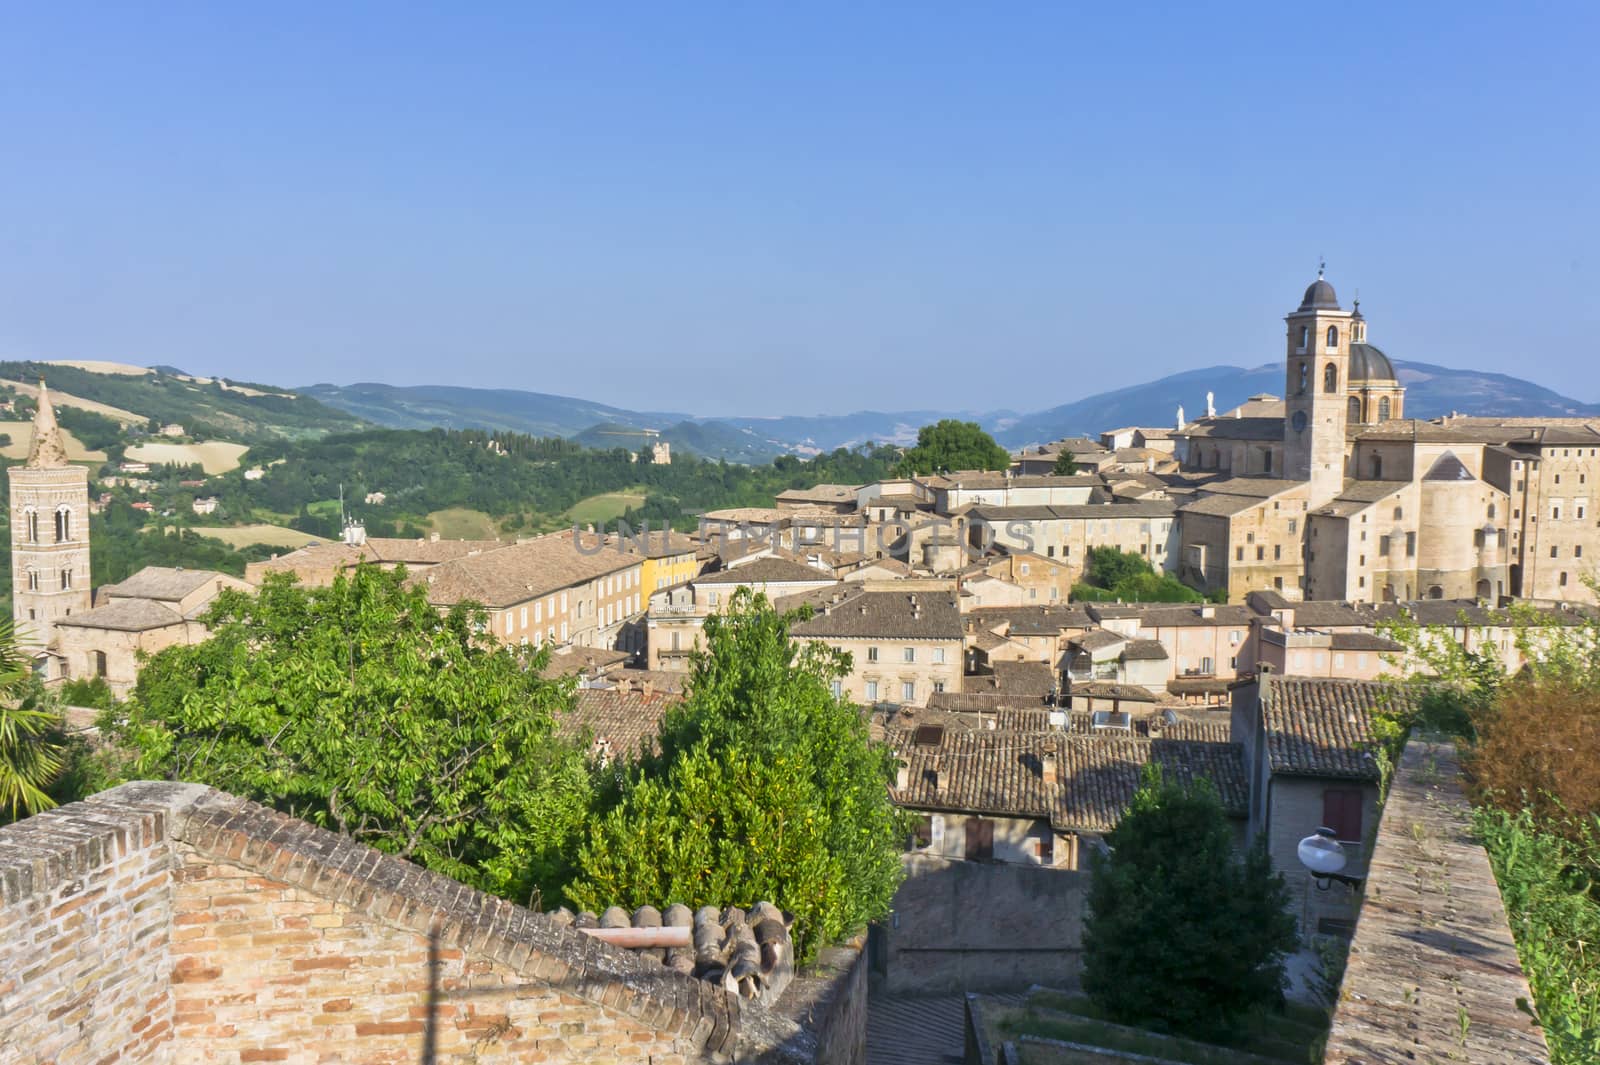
xmin=964 ymin=818 xmax=995 ymax=861
xmin=1322 ymin=788 xmax=1364 ymax=843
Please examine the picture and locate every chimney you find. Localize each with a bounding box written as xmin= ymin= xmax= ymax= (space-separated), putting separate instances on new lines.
xmin=895 ymin=761 xmax=909 ymax=790
xmin=1200 ymin=604 xmax=1215 ymax=619
xmin=429 ymin=532 xmax=440 ymax=543
xmin=1041 ymin=754 xmax=1058 ymax=785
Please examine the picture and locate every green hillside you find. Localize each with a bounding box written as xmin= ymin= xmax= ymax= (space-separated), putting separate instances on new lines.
xmin=1 ymin=361 xmax=365 ymax=444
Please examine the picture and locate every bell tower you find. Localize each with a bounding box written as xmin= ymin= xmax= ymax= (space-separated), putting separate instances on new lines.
xmin=9 ymin=382 xmax=92 ymax=654
xmin=1283 ymin=267 xmax=1355 ymax=507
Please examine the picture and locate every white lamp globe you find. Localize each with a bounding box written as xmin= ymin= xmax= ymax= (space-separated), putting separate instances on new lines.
xmin=1298 ymin=829 xmax=1348 ymax=877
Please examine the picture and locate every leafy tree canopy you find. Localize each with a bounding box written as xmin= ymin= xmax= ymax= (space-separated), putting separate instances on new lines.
xmin=1083 ymin=765 xmax=1297 ymax=1040
xmin=102 ymin=566 xmax=594 ymax=902
xmin=1052 ymin=450 xmax=1080 ymax=476
xmin=566 ymin=589 xmax=904 ymax=961
xmin=1073 ymin=546 xmax=1207 ymax=604
xmin=894 ymin=420 xmax=1010 ymax=476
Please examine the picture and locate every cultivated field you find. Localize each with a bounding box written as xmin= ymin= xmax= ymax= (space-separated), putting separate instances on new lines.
xmin=189 ymin=524 xmax=320 ymax=549
xmin=0 ymin=421 xmax=106 ymax=462
xmin=43 ymin=360 xmax=153 ymax=376
xmin=565 ymin=489 xmax=646 ymax=527
xmin=125 ymin=440 xmax=251 ymax=474
xmin=2 ymin=379 xmax=144 ymax=424
xmin=426 ymin=507 xmax=501 ymax=540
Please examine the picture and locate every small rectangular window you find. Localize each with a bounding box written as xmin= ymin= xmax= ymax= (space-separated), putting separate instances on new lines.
xmin=867 ymin=646 xmax=879 ymax=662
xmin=903 ymin=647 xmax=916 ymax=663
xmin=865 ymin=680 xmax=879 ymax=702
xmin=902 ymin=681 xmax=916 ymax=702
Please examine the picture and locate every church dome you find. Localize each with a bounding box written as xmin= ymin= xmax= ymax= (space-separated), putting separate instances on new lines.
xmin=1299 ymin=277 xmax=1340 ymax=310
xmin=1348 ymin=343 xmax=1398 ymax=382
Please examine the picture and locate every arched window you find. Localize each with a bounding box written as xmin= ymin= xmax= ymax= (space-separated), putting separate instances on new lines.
xmin=26 ymin=570 xmax=38 ymax=591
xmin=1298 ymin=326 xmax=1310 ymax=352
xmin=1488 ymin=502 xmax=1497 ymax=519
xmin=1371 ymin=454 xmax=1383 ymax=479
xmin=54 ymin=506 xmax=71 ymax=543
xmin=1378 ymin=396 xmax=1391 ymax=420
xmin=1324 ymin=363 xmax=1338 ymax=393
xmin=24 ymin=509 xmax=37 ymax=543
xmin=1326 ymin=325 xmax=1340 ymax=348
xmin=1298 ymin=362 xmax=1309 ymax=394
xmin=60 ymin=569 xmax=71 ymax=590
xmin=1348 ymin=396 xmax=1362 ymax=423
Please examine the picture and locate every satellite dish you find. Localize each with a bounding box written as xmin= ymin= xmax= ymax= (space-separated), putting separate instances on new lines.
xmin=1298 ymin=828 xmax=1348 ymax=877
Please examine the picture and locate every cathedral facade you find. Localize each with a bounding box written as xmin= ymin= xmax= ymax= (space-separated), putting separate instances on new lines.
xmin=1175 ymin=275 xmax=1597 ymax=605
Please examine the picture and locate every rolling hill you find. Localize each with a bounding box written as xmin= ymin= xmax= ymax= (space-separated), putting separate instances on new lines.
xmin=1 ymin=361 xmax=360 ymax=443
xmin=301 ymin=382 xmax=689 ymax=438
xmin=992 ymin=360 xmax=1600 ymax=447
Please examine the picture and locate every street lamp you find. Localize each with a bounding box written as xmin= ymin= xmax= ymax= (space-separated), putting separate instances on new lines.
xmin=1298 ymin=827 xmax=1364 ymax=890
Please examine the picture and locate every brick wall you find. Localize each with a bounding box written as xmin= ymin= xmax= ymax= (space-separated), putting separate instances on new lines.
xmin=0 ymin=783 xmax=187 ymax=1064
xmin=1 ymin=782 xmax=867 ymax=1064
xmin=166 ymin=854 xmax=694 ymax=1064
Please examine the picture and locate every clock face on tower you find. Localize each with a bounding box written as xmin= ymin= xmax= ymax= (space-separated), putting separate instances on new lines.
xmin=1291 ymin=410 xmax=1308 ymax=433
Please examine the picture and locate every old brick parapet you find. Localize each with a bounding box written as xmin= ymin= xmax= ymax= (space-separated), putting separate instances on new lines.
xmin=1 ymin=782 xmax=865 ymax=1063
xmin=1323 ymin=738 xmax=1550 ymax=1064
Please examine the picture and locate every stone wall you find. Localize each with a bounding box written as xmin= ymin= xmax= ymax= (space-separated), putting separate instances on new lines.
xmin=1 ymin=781 xmax=866 ymax=1064
xmin=1323 ymin=738 xmax=1550 ymax=1064
xmin=877 ymin=854 xmax=1085 ymax=994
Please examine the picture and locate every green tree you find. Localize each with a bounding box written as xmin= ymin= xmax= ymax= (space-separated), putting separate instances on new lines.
xmin=0 ymin=620 xmax=67 ymax=822
xmin=103 ymin=566 xmax=594 ymax=902
xmin=1073 ymin=546 xmax=1206 ymax=604
xmin=1051 ymin=449 xmax=1080 ymax=476
xmin=567 ymin=589 xmax=904 ymax=961
xmin=1082 ymin=765 xmax=1297 ymax=1040
xmin=894 ymin=420 xmax=1010 ymax=476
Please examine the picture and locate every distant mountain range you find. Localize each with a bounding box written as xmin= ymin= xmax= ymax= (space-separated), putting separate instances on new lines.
xmin=13 ymin=358 xmax=1592 ymax=464
xmin=304 ymin=360 xmax=1599 ymax=461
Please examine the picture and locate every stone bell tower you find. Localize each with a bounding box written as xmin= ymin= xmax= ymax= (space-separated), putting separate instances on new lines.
xmin=1283 ymin=267 xmax=1355 ymax=508
xmin=9 ymin=382 xmax=92 ymax=653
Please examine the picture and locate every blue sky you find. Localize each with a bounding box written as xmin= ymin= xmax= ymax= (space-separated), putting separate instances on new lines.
xmin=2 ymin=3 xmax=1596 ymax=416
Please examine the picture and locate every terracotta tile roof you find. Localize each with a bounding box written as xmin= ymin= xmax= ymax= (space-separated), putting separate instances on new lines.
xmin=698 ymin=557 xmax=837 ymax=585
xmin=790 ymin=589 xmax=961 ymax=640
xmin=1068 ymin=681 xmax=1159 ymax=703
xmin=964 ymin=605 xmax=1093 ymax=635
xmin=1071 ymin=630 xmax=1127 ymax=653
xmin=56 ymin=597 xmax=185 ymax=632
xmin=366 ymin=537 xmax=507 ymax=565
xmin=1178 ymin=416 xmax=1285 ymax=441
xmin=886 ymin=726 xmax=1247 ymax=831
xmin=540 ymin=646 xmax=633 ymax=678
xmin=549 ymin=901 xmax=794 ymax=1006
xmin=900 ymin=702 xmax=1231 ymax=742
xmin=1259 ymin=676 xmax=1415 ymax=781
xmin=416 ymin=531 xmax=638 ymax=608
xmin=1121 ymin=639 xmax=1169 ymax=661
xmin=1088 ymin=602 xmax=1254 ymax=628
xmin=965 ymin=660 xmax=1057 ymax=697
xmin=559 ymin=687 xmax=682 ymax=760
xmin=100 ymin=565 xmax=230 ymax=602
